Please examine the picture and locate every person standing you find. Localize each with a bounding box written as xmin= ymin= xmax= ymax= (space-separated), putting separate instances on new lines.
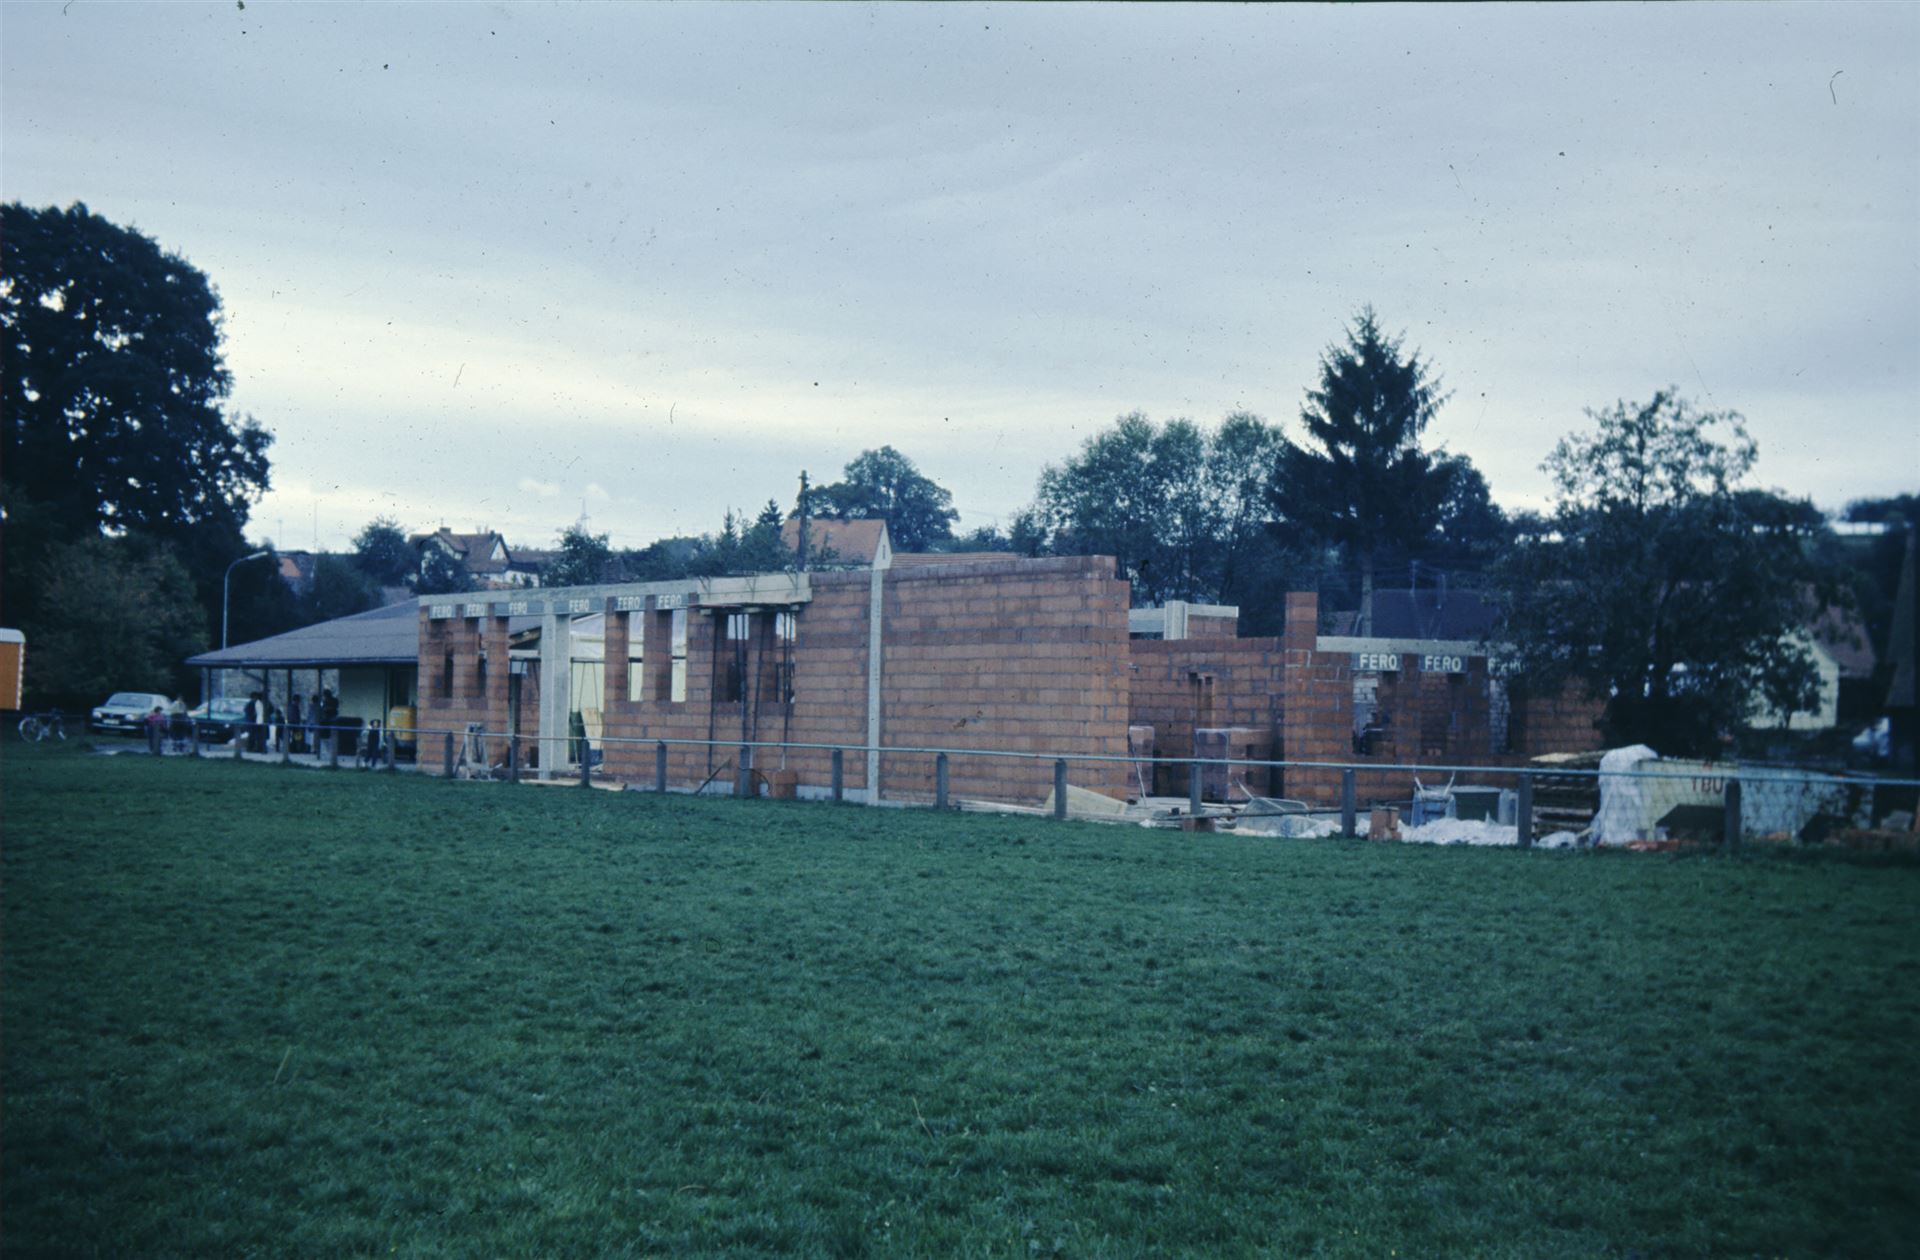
xmin=144 ymin=705 xmax=167 ymax=756
xmin=320 ymin=689 xmax=340 ymax=756
xmin=246 ymin=691 xmax=266 ymax=753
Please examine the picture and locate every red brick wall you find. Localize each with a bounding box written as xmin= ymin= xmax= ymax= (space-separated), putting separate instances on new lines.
xmin=877 ymin=555 xmax=1132 ymax=804
xmin=1130 ymin=638 xmax=1286 ymax=798
xmin=416 ymin=609 xmax=512 ymax=768
xmin=1128 ymin=591 xmax=1607 ymax=808
xmin=1186 ymin=613 xmax=1240 ymax=639
xmin=590 ymin=556 xmax=1132 ymax=805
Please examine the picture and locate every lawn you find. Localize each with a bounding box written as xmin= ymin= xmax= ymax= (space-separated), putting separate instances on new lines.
xmin=5 ymin=745 xmax=1918 ymax=1258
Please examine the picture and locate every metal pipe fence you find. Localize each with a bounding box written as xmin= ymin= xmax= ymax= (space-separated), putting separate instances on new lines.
xmin=134 ymin=717 xmax=1920 ymax=849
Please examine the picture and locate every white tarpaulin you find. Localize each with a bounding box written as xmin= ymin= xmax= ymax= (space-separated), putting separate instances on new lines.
xmin=1591 ymin=745 xmax=1664 ymax=845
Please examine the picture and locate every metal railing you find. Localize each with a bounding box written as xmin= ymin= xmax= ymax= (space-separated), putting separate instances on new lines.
xmin=120 ymin=718 xmax=1920 ymax=850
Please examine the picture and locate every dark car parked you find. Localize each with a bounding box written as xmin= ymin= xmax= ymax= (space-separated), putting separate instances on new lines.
xmin=187 ymin=698 xmax=250 ymax=743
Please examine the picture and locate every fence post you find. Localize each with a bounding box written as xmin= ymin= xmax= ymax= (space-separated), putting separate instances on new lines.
xmin=737 ymin=744 xmax=753 ymax=799
xmin=281 ymin=736 xmax=292 ymax=766
xmin=507 ymin=735 xmax=519 ymax=783
xmin=327 ymin=727 xmax=338 ymax=770
xmin=1516 ymin=772 xmax=1534 ymax=849
xmin=1189 ymin=759 xmax=1203 ymax=818
xmin=831 ymin=748 xmax=844 ymax=802
xmin=1724 ymin=778 xmax=1742 ymax=851
xmin=235 ymin=731 xmax=245 ymax=762
xmin=579 ymin=743 xmax=592 ymax=788
xmin=655 ymin=741 xmax=668 ymax=793
xmin=935 ymin=752 xmax=950 ymax=810
xmin=1341 ymin=768 xmax=1356 ymax=837
xmin=444 ymin=731 xmax=455 ymax=779
xmin=191 ymin=721 xmax=202 ymax=758
xmin=1054 ymin=758 xmax=1068 ymax=821
xmin=385 ymin=736 xmax=396 ymax=773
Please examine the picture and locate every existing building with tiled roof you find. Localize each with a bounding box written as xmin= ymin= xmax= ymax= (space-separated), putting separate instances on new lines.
xmin=780 ymin=517 xmax=891 ymax=569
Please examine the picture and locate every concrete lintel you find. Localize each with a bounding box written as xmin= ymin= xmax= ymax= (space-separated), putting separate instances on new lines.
xmin=1316 ymin=636 xmax=1490 ymax=659
xmin=1129 ymin=601 xmax=1240 ymax=639
xmin=421 ymin=573 xmax=815 ymax=618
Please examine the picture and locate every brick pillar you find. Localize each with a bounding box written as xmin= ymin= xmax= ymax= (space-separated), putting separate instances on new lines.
xmin=1283 ymin=591 xmax=1318 ymax=652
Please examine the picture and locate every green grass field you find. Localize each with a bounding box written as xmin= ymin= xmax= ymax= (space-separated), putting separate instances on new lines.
xmin=5 ymin=745 xmax=1919 ymax=1258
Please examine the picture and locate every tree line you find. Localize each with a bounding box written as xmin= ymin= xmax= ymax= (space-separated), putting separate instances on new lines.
xmin=5 ymin=201 xmax=1911 ymax=755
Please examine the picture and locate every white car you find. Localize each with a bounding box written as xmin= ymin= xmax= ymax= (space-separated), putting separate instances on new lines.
xmin=89 ymin=691 xmax=173 ymax=736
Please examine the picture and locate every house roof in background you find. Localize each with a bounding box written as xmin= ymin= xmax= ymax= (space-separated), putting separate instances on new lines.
xmin=781 ymin=517 xmax=887 ymax=565
xmin=1326 ymin=590 xmax=1499 ymax=642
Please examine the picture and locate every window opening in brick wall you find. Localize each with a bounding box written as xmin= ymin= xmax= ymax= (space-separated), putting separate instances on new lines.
xmin=1489 ymin=675 xmax=1512 ymax=754
xmin=669 ymin=608 xmax=687 ymax=703
xmin=475 ymin=628 xmax=488 ymax=694
xmin=440 ymin=650 xmax=453 ymax=698
xmin=771 ymin=611 xmax=797 ymax=707
xmin=626 ymin=611 xmax=644 ymax=701
xmin=719 ymin=612 xmax=750 ymax=702
xmin=1353 ymin=671 xmax=1388 ymax=755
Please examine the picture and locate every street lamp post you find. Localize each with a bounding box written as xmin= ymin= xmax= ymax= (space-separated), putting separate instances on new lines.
xmin=220 ymin=550 xmax=272 ymax=701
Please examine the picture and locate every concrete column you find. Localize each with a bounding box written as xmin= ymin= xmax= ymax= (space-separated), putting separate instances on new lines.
xmin=538 ymin=611 xmax=571 ymax=781
xmin=865 ymin=566 xmax=885 ymax=803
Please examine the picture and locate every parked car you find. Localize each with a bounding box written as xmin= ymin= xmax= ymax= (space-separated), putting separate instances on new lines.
xmin=89 ymin=692 xmax=173 ymax=736
xmin=187 ymin=698 xmax=250 ymax=742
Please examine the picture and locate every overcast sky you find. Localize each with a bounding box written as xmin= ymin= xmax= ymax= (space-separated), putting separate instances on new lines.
xmin=4 ymin=2 xmax=1916 ymax=552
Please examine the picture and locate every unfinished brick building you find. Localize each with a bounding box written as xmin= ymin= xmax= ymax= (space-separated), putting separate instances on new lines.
xmin=415 ymin=551 xmax=1600 ymax=809
xmin=1130 ymin=592 xmax=1600 ymax=807
xmin=417 ymin=552 xmax=1135 ymax=804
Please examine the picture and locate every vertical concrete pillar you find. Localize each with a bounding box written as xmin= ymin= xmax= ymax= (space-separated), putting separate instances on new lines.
xmin=655 ymin=740 xmax=668 ymax=793
xmin=1341 ymin=768 xmax=1356 ymax=837
xmin=866 ymin=567 xmax=885 ymax=803
xmin=538 ymin=611 xmax=571 ymax=781
xmin=1724 ymin=778 xmax=1742 ymax=850
xmin=444 ymin=731 xmax=455 ymax=779
xmin=935 ymin=753 xmax=949 ymax=810
xmin=1517 ymin=773 xmax=1534 ymax=849
xmin=1054 ymin=759 xmax=1068 ymax=821
xmin=831 ymin=748 xmax=844 ymax=802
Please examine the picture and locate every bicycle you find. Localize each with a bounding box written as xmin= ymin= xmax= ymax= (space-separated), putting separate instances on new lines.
xmin=18 ymin=710 xmax=68 ymax=742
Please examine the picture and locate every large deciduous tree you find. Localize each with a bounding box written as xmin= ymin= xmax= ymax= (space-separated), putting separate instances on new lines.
xmin=1 ymin=202 xmax=272 ymax=544
xmin=27 ymin=535 xmax=207 ymax=703
xmin=1270 ymin=307 xmax=1458 ymax=635
xmin=547 ymin=524 xmax=617 ymax=587
xmin=1024 ymin=410 xmax=1310 ymax=625
xmin=2 ymin=202 xmax=274 ymax=703
xmin=415 ymin=546 xmax=475 ymax=596
xmin=805 ymin=446 xmax=958 ymax=553
xmin=1494 ymin=391 xmax=1836 ymax=755
xmin=352 ymin=517 xmax=417 ymax=587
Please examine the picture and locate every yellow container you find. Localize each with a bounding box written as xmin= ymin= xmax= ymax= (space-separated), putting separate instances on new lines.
xmin=0 ymin=629 xmax=23 ymax=711
xmin=387 ymin=704 xmax=417 ymax=749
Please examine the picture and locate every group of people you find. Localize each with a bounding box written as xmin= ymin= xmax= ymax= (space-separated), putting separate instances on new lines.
xmin=142 ymin=698 xmax=190 ymax=755
xmin=140 ymin=686 xmax=399 ymax=766
xmin=241 ymin=688 xmax=340 ymax=755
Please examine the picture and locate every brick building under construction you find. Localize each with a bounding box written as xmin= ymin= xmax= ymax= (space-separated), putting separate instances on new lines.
xmin=414 ymin=536 xmax=1601 ymax=808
